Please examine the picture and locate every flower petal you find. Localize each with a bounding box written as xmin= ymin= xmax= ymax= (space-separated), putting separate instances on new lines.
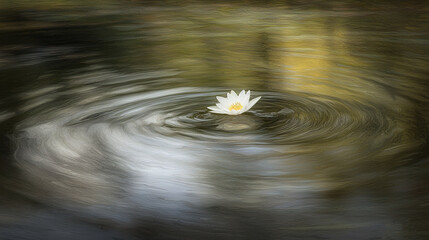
xmin=216 ymin=103 xmax=229 ymax=111
xmin=244 ymin=96 xmax=261 ymax=111
xmin=216 ymin=96 xmax=229 ymax=108
xmin=208 ymin=105 xmax=228 ymax=114
xmin=229 ymin=90 xmax=238 ymax=102
xmin=242 ymin=90 xmax=250 ymax=106
xmin=207 ymin=106 xmax=221 ymax=111
xmin=238 ymin=90 xmax=246 ymax=103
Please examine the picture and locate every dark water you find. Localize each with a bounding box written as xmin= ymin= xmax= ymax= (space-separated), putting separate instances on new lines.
xmin=1 ymin=1 xmax=429 ymax=240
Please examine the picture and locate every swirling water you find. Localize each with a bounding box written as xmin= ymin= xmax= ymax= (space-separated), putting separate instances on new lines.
xmin=0 ymin=1 xmax=429 ymax=240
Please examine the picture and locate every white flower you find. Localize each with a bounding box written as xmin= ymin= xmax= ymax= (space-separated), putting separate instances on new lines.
xmin=207 ymin=90 xmax=261 ymax=115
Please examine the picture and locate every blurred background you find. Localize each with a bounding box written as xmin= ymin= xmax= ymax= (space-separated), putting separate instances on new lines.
xmin=0 ymin=1 xmax=428 ymax=239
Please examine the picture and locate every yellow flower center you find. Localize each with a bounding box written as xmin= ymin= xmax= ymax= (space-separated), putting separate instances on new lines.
xmin=229 ymin=102 xmax=243 ymax=111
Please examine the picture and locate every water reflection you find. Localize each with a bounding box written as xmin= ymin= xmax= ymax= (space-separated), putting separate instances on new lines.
xmin=0 ymin=1 xmax=429 ymax=240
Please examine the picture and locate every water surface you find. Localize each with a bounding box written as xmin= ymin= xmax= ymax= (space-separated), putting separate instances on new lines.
xmin=0 ymin=1 xmax=429 ymax=240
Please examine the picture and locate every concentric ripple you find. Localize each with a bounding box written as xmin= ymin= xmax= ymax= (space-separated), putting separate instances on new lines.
xmin=8 ymin=75 xmax=427 ymax=222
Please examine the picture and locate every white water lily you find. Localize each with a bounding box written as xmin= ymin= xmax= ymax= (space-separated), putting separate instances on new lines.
xmin=207 ymin=90 xmax=261 ymax=115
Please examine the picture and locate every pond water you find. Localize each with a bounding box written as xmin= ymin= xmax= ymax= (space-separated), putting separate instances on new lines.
xmin=0 ymin=1 xmax=429 ymax=240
